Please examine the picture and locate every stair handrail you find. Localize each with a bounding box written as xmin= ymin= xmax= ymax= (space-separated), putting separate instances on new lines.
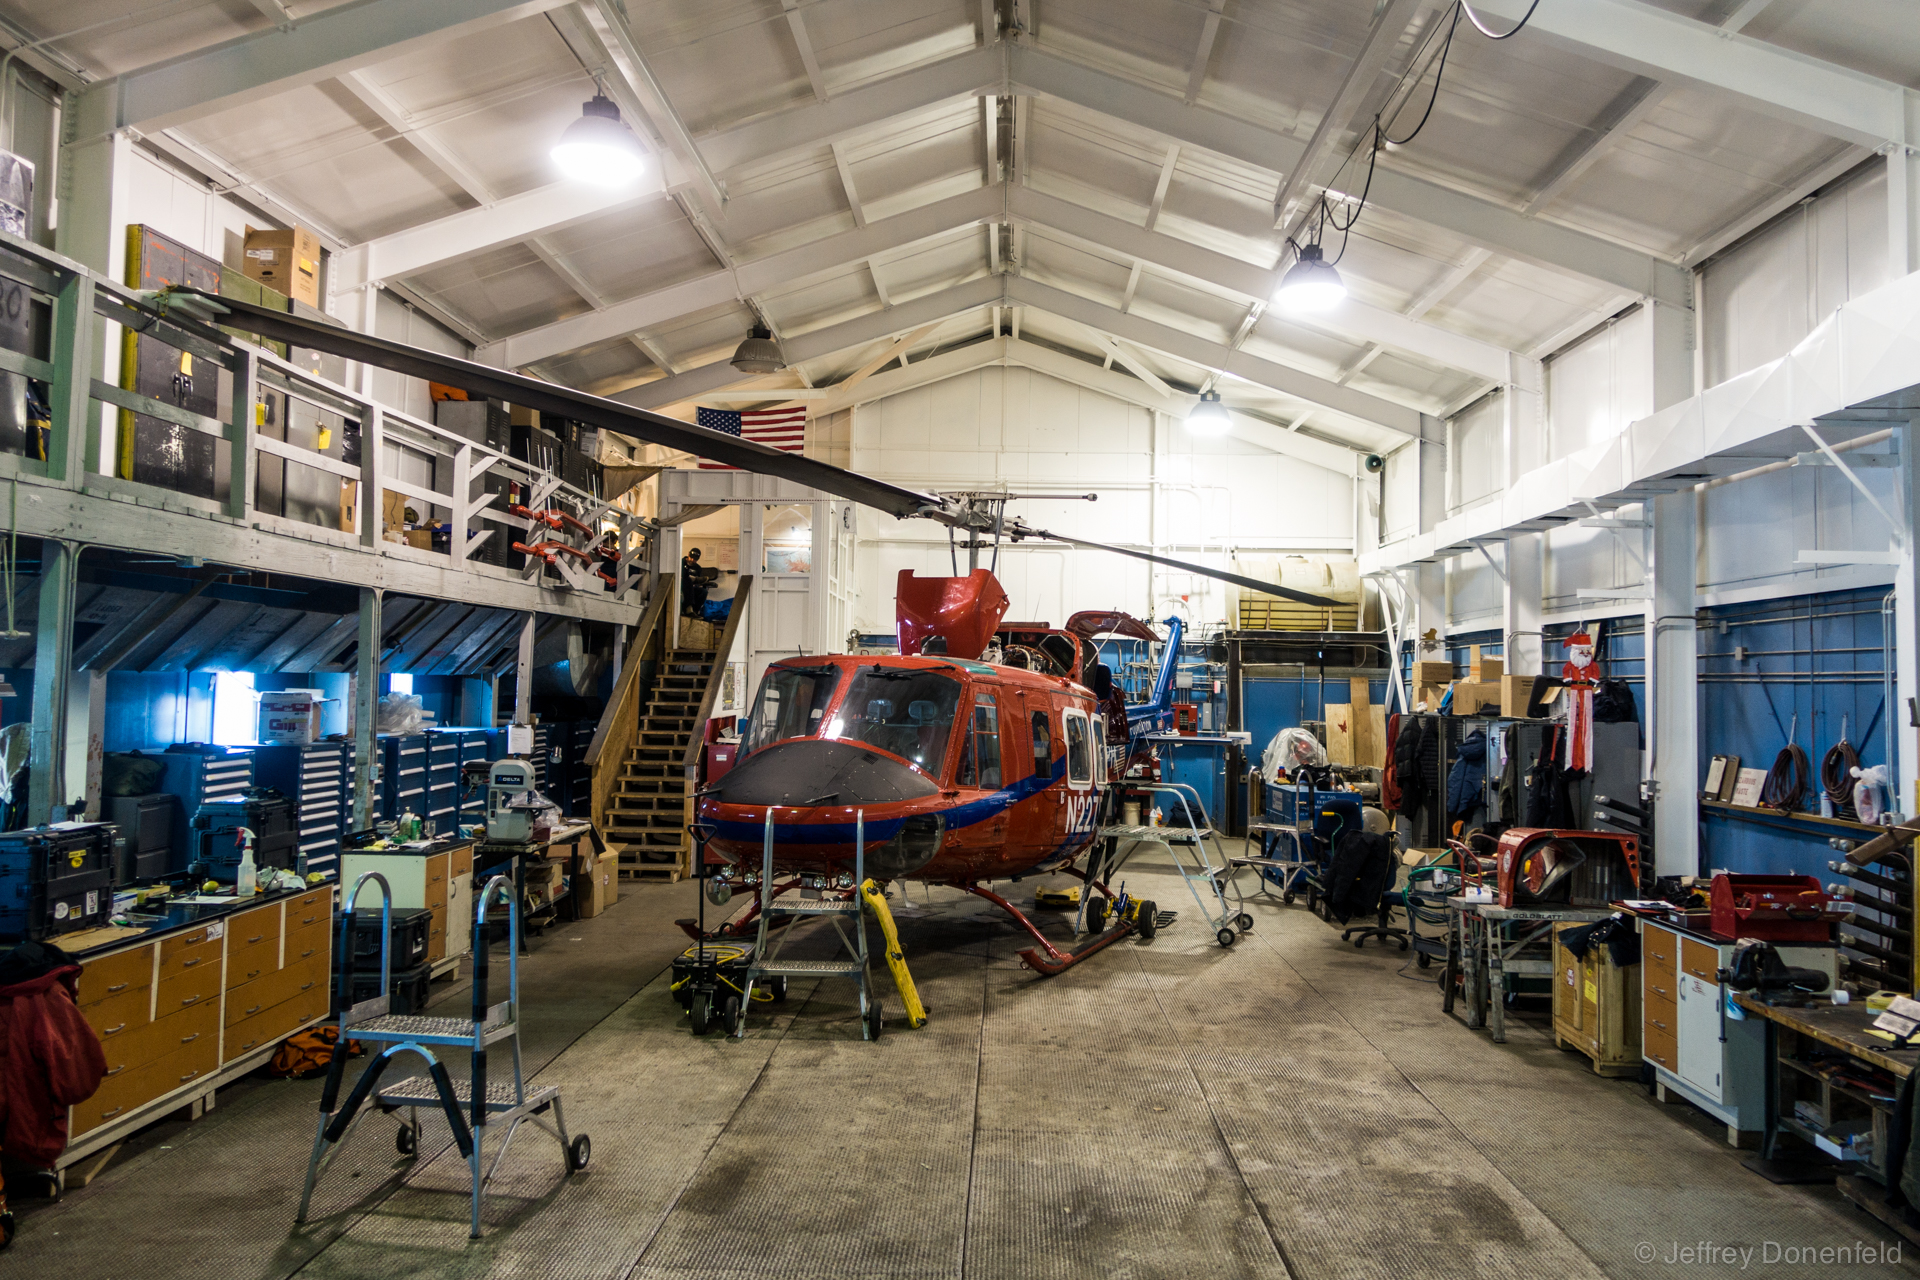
xmin=585 ymin=570 xmax=673 ymax=836
xmin=679 ymin=574 xmax=752 ymax=772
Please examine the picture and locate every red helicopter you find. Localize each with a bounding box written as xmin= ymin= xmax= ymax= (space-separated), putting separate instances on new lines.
xmin=147 ymin=292 xmax=1343 ymax=977
xmin=689 ymin=493 xmax=1318 ymax=979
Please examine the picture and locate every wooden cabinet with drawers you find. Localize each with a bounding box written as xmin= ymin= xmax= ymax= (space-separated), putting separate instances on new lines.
xmin=66 ymin=886 xmax=336 ymax=1147
xmin=337 ymin=843 xmax=474 ymax=968
xmin=1640 ymin=918 xmax=1836 ymax=1144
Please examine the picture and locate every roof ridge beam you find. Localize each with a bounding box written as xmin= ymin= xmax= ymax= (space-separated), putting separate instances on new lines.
xmin=77 ymin=0 xmax=572 ymax=136
xmin=608 ymin=275 xmax=1006 ymax=409
xmin=479 ymin=186 xmax=1001 ymax=368
xmin=1002 ymin=276 xmax=1425 ymax=437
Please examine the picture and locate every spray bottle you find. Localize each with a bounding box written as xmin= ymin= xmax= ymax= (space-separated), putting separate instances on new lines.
xmin=235 ymin=826 xmax=258 ymax=897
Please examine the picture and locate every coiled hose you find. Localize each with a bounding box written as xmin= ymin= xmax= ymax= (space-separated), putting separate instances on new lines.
xmin=1821 ymin=739 xmax=1860 ymax=819
xmin=1760 ymin=742 xmax=1811 ymax=813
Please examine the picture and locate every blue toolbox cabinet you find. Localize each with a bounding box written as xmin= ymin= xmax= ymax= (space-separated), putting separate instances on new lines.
xmin=253 ymin=742 xmax=350 ymax=878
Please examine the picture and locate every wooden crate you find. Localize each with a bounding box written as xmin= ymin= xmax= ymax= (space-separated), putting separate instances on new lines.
xmin=1552 ymin=922 xmax=1643 ymax=1076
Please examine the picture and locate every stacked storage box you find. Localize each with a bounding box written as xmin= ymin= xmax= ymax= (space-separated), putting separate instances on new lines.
xmin=158 ymin=747 xmax=253 ymax=873
xmin=565 ymin=721 xmax=595 ymax=819
xmin=380 ymin=734 xmax=428 ymax=823
xmin=0 ymin=823 xmax=117 ymax=941
xmin=252 ymin=742 xmax=351 ymax=879
xmin=425 ymin=734 xmax=461 ymax=835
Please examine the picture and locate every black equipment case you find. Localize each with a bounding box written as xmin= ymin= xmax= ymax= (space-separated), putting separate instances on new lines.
xmin=346 ymin=906 xmax=434 ymax=970
xmin=0 ymin=822 xmax=117 ymax=941
xmin=192 ymin=787 xmax=298 ymax=881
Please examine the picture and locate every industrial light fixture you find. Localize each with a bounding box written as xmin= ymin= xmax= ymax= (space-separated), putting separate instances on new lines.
xmin=729 ymin=325 xmax=783 ymax=374
xmin=1185 ymin=390 xmax=1231 ymax=436
xmin=1274 ymin=243 xmax=1346 ymax=312
xmin=551 ymin=93 xmax=648 ymax=187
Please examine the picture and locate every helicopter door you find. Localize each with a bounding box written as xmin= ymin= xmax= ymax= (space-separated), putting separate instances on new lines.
xmin=1061 ymin=708 xmax=1098 ymax=840
xmin=955 ymin=691 xmax=1008 ymax=845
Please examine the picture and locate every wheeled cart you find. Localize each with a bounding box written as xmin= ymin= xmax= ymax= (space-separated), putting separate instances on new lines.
xmin=295 ymin=872 xmax=590 ymax=1239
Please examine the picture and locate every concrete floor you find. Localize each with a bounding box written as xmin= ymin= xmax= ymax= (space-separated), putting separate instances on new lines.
xmin=11 ymin=846 xmax=1917 ymax=1279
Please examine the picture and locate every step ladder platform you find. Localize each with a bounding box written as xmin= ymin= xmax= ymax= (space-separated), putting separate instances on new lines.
xmin=378 ymin=1075 xmax=559 ymax=1113
xmin=348 ymin=1009 xmax=515 ymax=1046
xmin=753 ymin=959 xmax=865 ymax=976
xmin=778 ymin=898 xmax=860 ymax=915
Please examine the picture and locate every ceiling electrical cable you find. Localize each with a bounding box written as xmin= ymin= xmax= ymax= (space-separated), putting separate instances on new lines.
xmin=1290 ymin=0 xmax=1538 ymax=264
xmin=1761 ymin=741 xmax=1810 ymax=813
xmin=1458 ymin=0 xmax=1543 ymax=40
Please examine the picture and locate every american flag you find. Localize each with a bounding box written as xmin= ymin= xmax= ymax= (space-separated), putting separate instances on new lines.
xmin=695 ymin=405 xmax=808 ymax=470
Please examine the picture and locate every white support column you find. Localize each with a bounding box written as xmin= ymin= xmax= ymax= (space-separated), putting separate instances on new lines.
xmin=353 ymin=586 xmax=381 ymax=828
xmin=1503 ymin=534 xmax=1544 ymax=676
xmin=515 ymin=613 xmax=535 ymax=726
xmin=1898 ymin=419 xmax=1920 ymax=820
xmin=1648 ymin=490 xmax=1699 ymax=876
xmin=28 ymin=540 xmax=74 ymax=824
xmin=1647 ymin=301 xmax=1700 ymax=873
xmin=1891 ymin=145 xmax=1920 ymax=281
xmin=83 ymin=670 xmax=108 ymax=821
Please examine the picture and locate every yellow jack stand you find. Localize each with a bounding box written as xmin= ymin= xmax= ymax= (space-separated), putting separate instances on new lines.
xmin=859 ymin=879 xmax=928 ymax=1028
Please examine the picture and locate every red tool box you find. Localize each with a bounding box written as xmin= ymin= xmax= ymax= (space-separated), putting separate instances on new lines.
xmin=1708 ymin=873 xmax=1840 ymax=943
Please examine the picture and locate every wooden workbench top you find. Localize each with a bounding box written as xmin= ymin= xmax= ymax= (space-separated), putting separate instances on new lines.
xmin=1731 ymin=993 xmax=1920 ymax=1078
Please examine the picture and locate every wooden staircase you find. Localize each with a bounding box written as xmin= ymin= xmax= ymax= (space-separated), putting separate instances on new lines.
xmin=604 ymin=648 xmax=715 ymax=879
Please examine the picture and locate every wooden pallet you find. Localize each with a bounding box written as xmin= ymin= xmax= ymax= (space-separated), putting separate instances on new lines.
xmin=619 ymin=860 xmax=690 ymax=883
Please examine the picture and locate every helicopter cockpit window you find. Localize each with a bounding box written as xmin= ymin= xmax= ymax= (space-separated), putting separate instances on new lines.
xmin=956 ymin=693 xmax=1002 ymax=789
xmin=741 ymin=664 xmax=843 ymax=757
xmin=828 ymin=668 xmax=962 ymax=777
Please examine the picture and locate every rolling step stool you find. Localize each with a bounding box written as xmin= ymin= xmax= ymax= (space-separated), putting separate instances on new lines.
xmin=295 ymin=871 xmax=590 ymax=1238
xmin=736 ymin=810 xmax=881 ymax=1041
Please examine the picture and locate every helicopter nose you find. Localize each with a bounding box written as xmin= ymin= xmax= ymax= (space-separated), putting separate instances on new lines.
xmin=709 ymin=740 xmax=938 ymax=808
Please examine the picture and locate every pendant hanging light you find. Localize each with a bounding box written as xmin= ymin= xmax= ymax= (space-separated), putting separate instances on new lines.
xmin=1273 ymin=243 xmax=1346 ymax=312
xmin=551 ymin=92 xmax=648 ymax=187
xmin=1185 ymin=389 xmax=1231 ymax=436
xmin=729 ymin=325 xmax=783 ymax=374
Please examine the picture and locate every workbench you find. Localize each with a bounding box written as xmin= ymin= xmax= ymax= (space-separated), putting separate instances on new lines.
xmin=1733 ymin=994 xmax=1920 ymax=1243
xmin=53 ymin=882 xmax=337 ymax=1186
xmin=1445 ymin=898 xmax=1613 ymax=1043
xmin=474 ymin=822 xmax=594 ymax=946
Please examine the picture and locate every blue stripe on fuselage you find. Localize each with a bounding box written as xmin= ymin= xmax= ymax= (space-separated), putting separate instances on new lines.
xmin=707 ymin=755 xmax=1071 ymax=845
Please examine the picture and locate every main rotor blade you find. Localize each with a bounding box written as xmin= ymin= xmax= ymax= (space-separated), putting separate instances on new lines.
xmin=1009 ymin=523 xmax=1345 ymax=609
xmin=160 ymin=288 xmax=953 ymax=521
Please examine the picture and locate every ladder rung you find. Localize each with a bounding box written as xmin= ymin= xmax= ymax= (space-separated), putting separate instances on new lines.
xmin=753 ymin=960 xmax=865 ymax=976
xmin=777 ymin=899 xmax=859 ymax=914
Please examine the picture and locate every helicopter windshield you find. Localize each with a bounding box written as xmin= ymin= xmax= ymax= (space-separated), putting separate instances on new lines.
xmin=826 ymin=667 xmax=963 ymax=778
xmin=742 ymin=663 xmax=844 ymax=757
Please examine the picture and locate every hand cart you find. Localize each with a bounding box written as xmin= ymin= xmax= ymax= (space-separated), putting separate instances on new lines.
xmin=1094 ymin=782 xmax=1251 ymax=948
xmin=295 ymin=871 xmax=590 ymax=1239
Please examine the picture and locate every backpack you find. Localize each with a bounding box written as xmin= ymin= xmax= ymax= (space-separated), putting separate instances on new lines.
xmin=269 ymin=1025 xmax=362 ymax=1078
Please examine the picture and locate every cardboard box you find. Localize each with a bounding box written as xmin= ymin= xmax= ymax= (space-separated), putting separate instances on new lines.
xmin=404 ymin=528 xmax=434 ymax=550
xmin=1468 ymin=645 xmax=1503 ymax=683
xmin=382 ymin=488 xmax=407 ymax=533
xmin=1449 ymin=680 xmax=1501 ymax=714
xmin=1413 ymin=660 xmax=1454 ymax=688
xmin=577 ymin=851 xmax=618 ymax=918
xmin=1415 ymin=684 xmax=1447 ymax=709
xmin=258 ymin=689 xmax=322 ymax=744
xmin=242 ymin=224 xmax=321 ymax=308
xmin=339 ymin=478 xmax=358 ymax=533
xmin=1501 ymin=674 xmax=1540 ymax=718
xmin=1325 ymin=679 xmax=1385 ymax=767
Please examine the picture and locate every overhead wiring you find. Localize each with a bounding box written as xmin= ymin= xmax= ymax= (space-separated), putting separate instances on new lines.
xmin=1287 ymin=0 xmax=1540 ymax=266
xmin=1458 ymin=0 xmax=1543 ymax=40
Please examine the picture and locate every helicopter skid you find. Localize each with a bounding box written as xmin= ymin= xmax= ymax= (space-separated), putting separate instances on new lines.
xmin=961 ymin=884 xmax=1138 ymax=977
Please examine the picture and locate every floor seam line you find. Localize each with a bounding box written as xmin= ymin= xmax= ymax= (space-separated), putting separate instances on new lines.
xmin=955 ymin=929 xmax=991 ymax=1280
xmin=619 ymin=976 xmax=813 ymax=1280
xmin=1133 ymin=940 xmax=1301 ymax=1279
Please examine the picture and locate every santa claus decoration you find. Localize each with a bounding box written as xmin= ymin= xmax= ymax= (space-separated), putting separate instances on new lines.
xmin=1561 ymin=630 xmax=1598 ymax=771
